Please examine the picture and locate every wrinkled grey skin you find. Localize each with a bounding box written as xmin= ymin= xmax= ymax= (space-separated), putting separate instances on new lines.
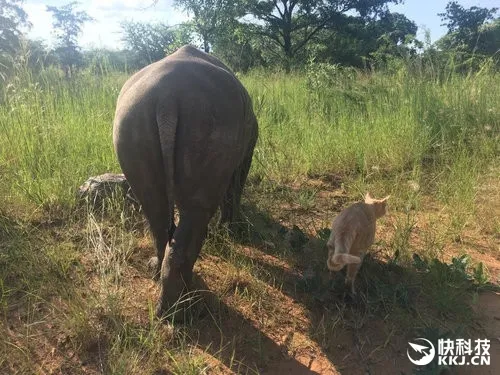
xmin=113 ymin=45 xmax=258 ymax=317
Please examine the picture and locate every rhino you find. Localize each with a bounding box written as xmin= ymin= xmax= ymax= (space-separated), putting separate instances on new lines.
xmin=113 ymin=45 xmax=258 ymax=317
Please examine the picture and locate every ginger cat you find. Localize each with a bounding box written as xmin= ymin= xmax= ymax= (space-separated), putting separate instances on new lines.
xmin=326 ymin=193 xmax=389 ymax=295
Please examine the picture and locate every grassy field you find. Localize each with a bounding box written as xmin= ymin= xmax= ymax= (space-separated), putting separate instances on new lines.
xmin=0 ymin=60 xmax=499 ymax=374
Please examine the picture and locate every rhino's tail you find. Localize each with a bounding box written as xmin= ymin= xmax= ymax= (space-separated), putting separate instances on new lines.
xmin=156 ymin=101 xmax=177 ymax=244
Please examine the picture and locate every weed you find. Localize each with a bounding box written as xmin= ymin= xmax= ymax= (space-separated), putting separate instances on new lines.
xmin=390 ymin=211 xmax=417 ymax=266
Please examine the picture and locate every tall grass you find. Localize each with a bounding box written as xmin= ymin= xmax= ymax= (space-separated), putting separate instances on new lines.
xmin=0 ymin=66 xmax=124 ymax=210
xmin=0 ymin=59 xmax=498 ymax=211
xmin=244 ymin=63 xmax=499 ymax=181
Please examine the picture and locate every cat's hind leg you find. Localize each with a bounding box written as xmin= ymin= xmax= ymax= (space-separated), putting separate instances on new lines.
xmin=346 ymin=262 xmax=362 ymax=295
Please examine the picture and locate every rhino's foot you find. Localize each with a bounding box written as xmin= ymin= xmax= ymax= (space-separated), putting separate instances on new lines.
xmin=156 ymin=302 xmax=182 ymax=323
xmin=156 ymin=302 xmax=189 ymax=323
xmin=155 ymin=290 xmax=205 ymax=323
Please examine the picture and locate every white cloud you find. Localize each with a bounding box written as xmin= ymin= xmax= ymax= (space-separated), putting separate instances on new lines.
xmin=91 ymin=0 xmax=174 ymax=12
xmin=24 ymin=0 xmax=187 ymax=50
xmin=25 ymin=3 xmax=53 ymax=45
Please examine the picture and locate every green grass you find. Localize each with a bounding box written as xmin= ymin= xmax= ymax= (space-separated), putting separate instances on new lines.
xmin=1 ymin=61 xmax=498 ymax=210
xmin=0 ymin=59 xmax=499 ymax=373
xmin=0 ymin=67 xmax=123 ymax=210
xmin=244 ymin=65 xmax=499 ymax=182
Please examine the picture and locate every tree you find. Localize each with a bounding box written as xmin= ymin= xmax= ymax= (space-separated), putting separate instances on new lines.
xmin=438 ymin=1 xmax=498 ymax=54
xmin=121 ymin=21 xmax=192 ymax=66
xmin=211 ymin=22 xmax=265 ymax=72
xmin=245 ymin=0 xmax=402 ymax=67
xmin=46 ymin=1 xmax=93 ymax=77
xmin=308 ymin=11 xmax=419 ymax=68
xmin=166 ymin=23 xmax=194 ymax=55
xmin=477 ymin=17 xmax=500 ymax=56
xmin=0 ymin=0 xmax=30 ymax=55
xmin=83 ymin=48 xmax=136 ymax=73
xmin=22 ymin=39 xmax=57 ymax=72
xmin=375 ymin=11 xmax=418 ymax=47
xmin=366 ymin=11 xmax=420 ymax=66
xmin=174 ymin=0 xmax=244 ymax=53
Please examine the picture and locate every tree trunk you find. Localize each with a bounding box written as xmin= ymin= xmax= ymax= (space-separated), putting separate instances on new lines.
xmin=283 ymin=30 xmax=292 ymax=72
xmin=203 ymin=37 xmax=210 ymax=53
xmin=283 ymin=8 xmax=293 ymax=72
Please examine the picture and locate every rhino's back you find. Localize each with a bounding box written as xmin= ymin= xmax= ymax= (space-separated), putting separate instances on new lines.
xmin=118 ymin=46 xmax=245 ymax=110
xmin=113 ymin=45 xmax=257 ymax=206
xmin=115 ymin=45 xmax=252 ymax=133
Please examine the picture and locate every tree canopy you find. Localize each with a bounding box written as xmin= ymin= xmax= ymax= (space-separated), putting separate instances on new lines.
xmin=0 ymin=0 xmax=30 ymax=55
xmin=121 ymin=21 xmax=192 ymax=66
xmin=244 ymin=0 xmax=403 ymax=64
xmin=2 ymin=0 xmax=499 ymax=76
xmin=174 ymin=0 xmax=244 ymax=53
xmin=438 ymin=1 xmax=498 ymax=54
xmin=46 ymin=1 xmax=93 ymax=76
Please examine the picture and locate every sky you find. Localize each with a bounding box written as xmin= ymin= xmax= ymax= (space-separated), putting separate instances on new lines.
xmin=23 ymin=0 xmax=500 ymax=50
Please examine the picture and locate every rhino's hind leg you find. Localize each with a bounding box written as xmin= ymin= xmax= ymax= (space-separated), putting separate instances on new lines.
xmin=156 ymin=208 xmax=212 ymax=319
xmin=117 ymin=150 xmax=173 ymax=280
xmin=220 ymin=143 xmax=255 ymax=231
xmin=147 ymin=218 xmax=176 ymax=279
xmin=145 ymin=211 xmax=174 ymax=280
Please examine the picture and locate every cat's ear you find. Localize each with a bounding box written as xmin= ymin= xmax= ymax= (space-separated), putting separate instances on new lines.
xmin=381 ymin=195 xmax=391 ymax=202
xmin=365 ymin=192 xmax=372 ymax=202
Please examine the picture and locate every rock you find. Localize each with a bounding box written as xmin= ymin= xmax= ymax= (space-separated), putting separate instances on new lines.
xmin=78 ymin=173 xmax=138 ymax=209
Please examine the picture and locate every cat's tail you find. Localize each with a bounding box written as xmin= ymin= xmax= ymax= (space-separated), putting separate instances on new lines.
xmin=327 ymin=253 xmax=361 ymax=271
xmin=327 ymin=234 xmax=361 ymax=271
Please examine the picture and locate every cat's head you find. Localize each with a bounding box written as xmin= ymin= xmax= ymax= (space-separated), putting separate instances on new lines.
xmin=365 ymin=192 xmax=390 ymax=218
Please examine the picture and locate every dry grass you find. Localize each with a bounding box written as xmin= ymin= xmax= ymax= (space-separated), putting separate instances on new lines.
xmin=4 ymin=169 xmax=499 ymax=374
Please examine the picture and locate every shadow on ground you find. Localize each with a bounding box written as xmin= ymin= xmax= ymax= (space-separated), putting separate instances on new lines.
xmin=194 ymin=197 xmax=497 ymax=374
xmin=180 ymin=275 xmax=328 ymax=375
